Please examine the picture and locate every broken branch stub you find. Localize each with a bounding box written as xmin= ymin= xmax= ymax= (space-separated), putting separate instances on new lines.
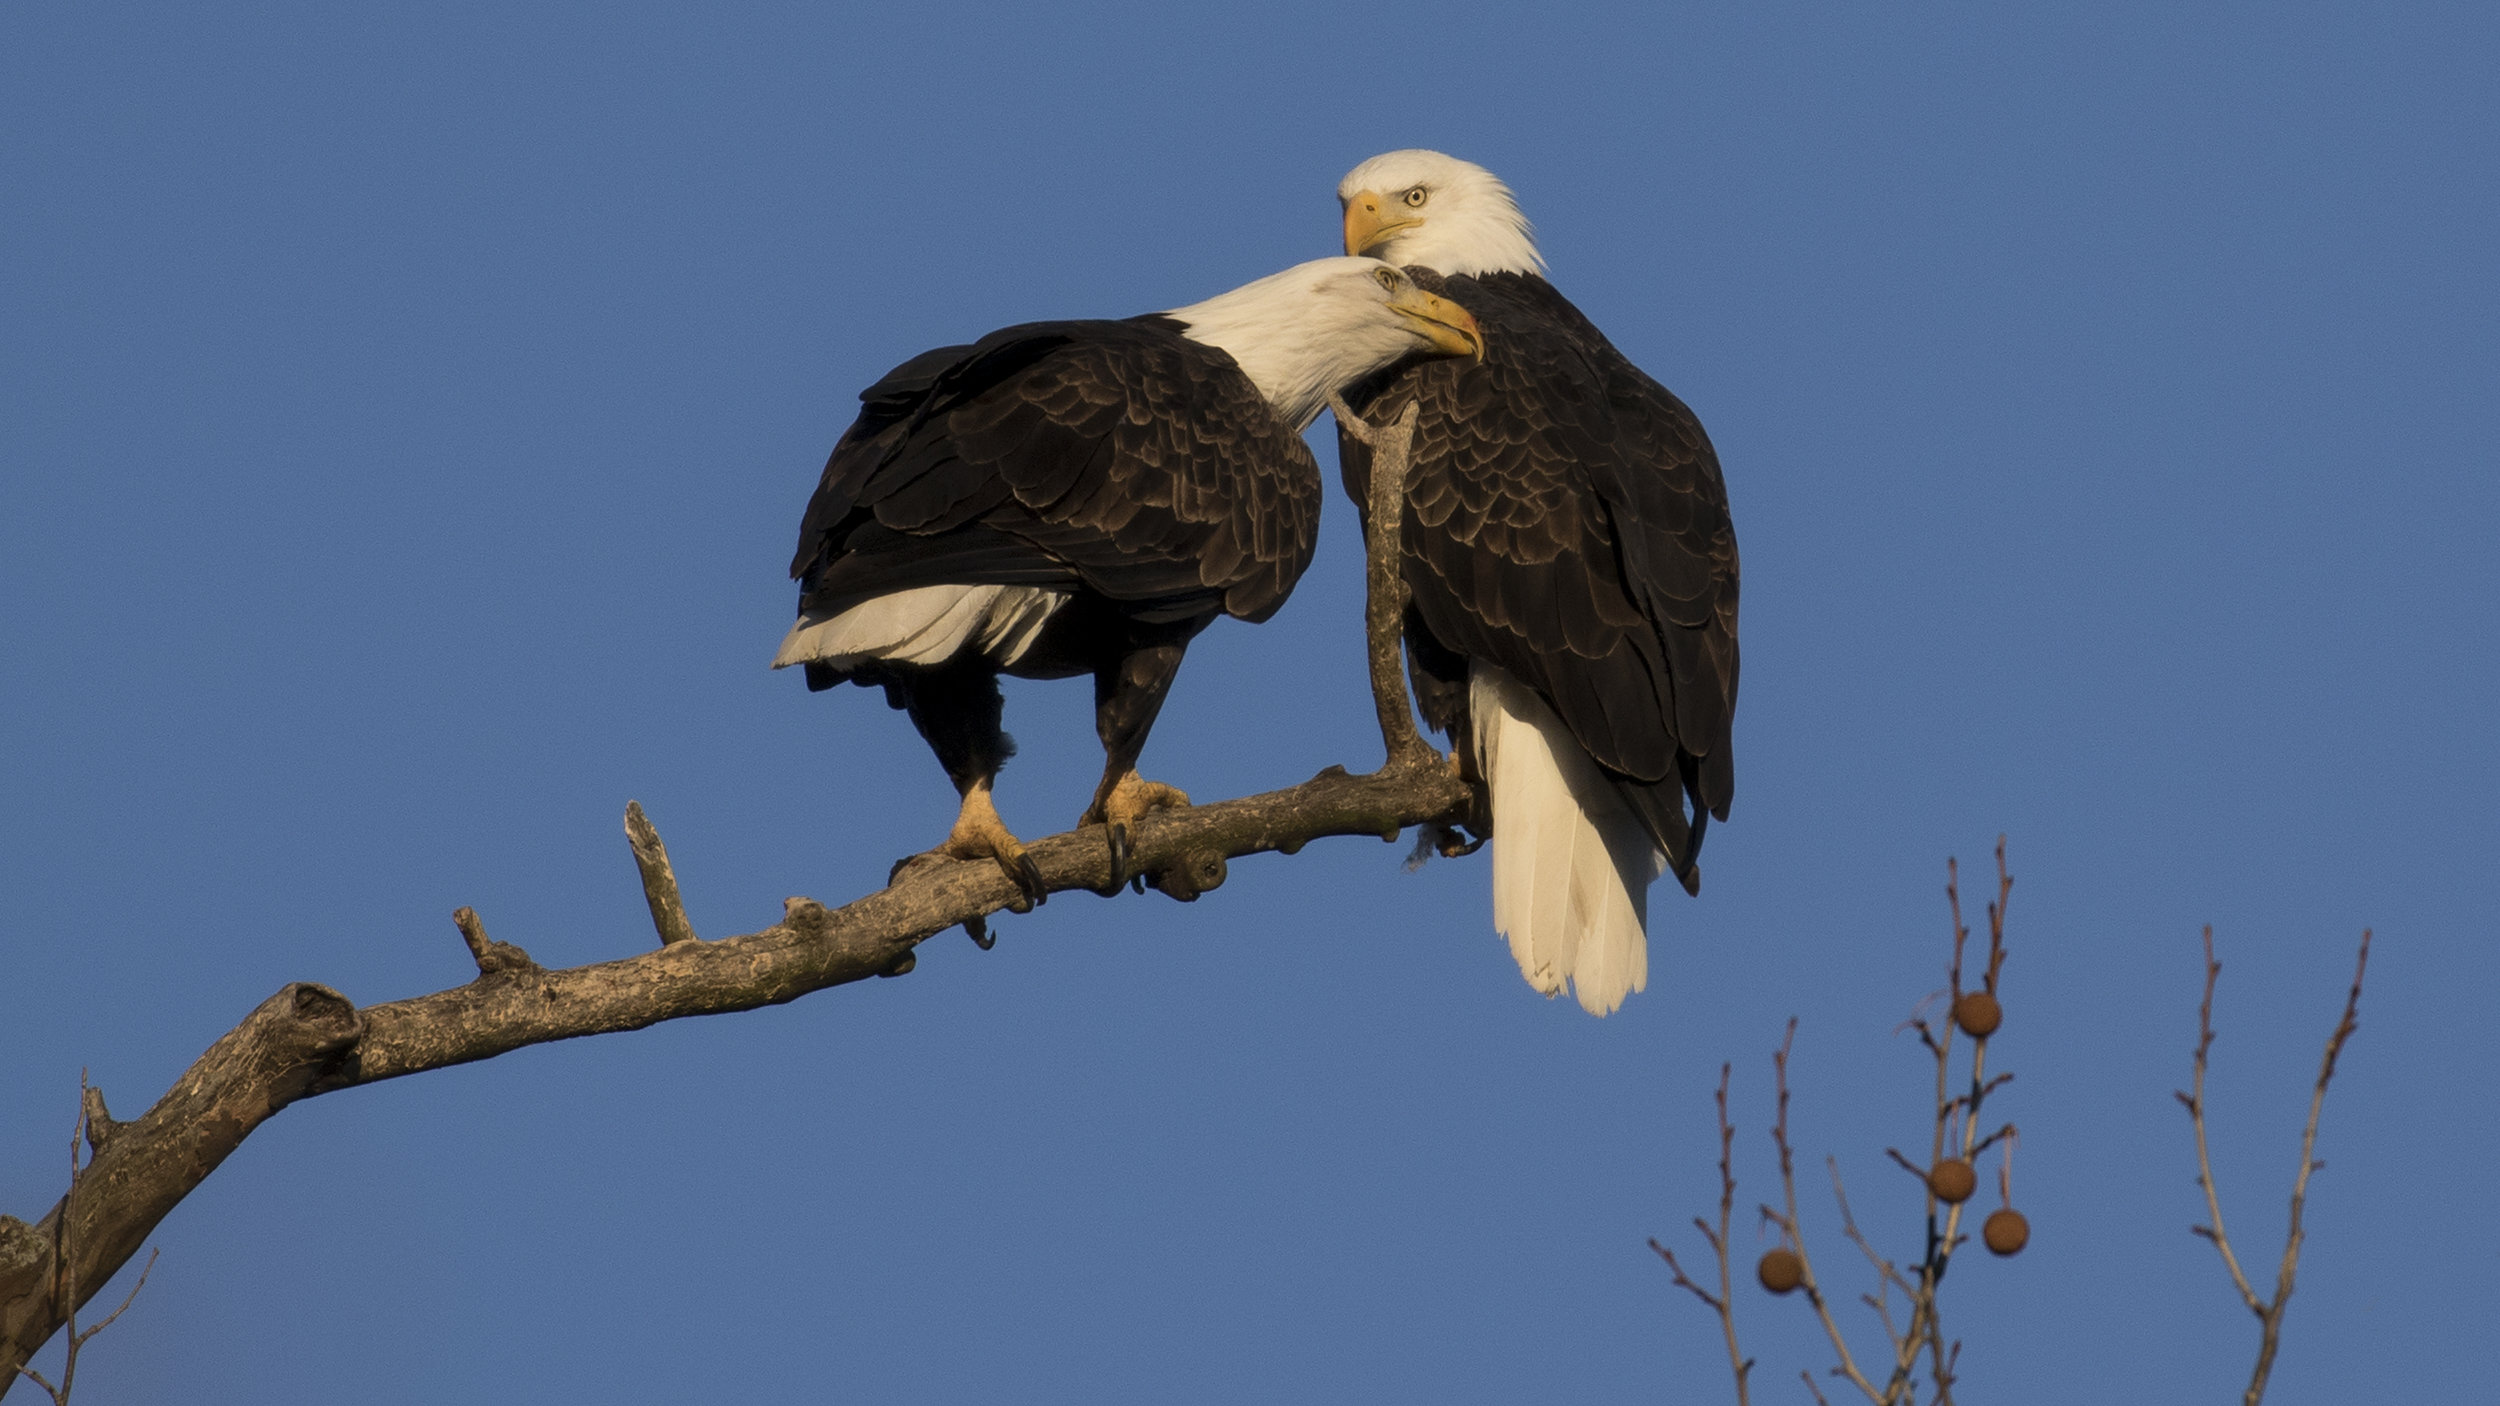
xmin=624 ymin=801 xmax=700 ymax=947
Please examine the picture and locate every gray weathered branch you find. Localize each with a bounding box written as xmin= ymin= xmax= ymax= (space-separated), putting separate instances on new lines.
xmin=0 ymin=397 xmax=1459 ymax=1393
xmin=0 ymin=761 xmax=1469 ymax=1389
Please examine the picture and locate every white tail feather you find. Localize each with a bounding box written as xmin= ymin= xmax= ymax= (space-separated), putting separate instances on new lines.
xmin=771 ymin=585 xmax=1068 ymax=671
xmin=1472 ymin=665 xmax=1663 ymax=1017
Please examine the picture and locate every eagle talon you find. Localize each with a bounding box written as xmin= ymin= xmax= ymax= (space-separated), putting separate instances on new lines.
xmin=931 ymin=781 xmax=1045 ymax=909
xmin=1099 ymin=821 xmax=1133 ymax=897
xmin=1010 ymin=852 xmax=1048 ymax=907
xmin=1091 ymin=771 xmax=1190 ymax=897
xmin=963 ymin=914 xmax=995 ymax=949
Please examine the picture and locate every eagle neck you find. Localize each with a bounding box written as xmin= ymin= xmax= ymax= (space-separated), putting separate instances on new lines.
xmin=1163 ymin=279 xmax=1415 ymax=433
xmin=1381 ymin=213 xmax=1544 ymax=280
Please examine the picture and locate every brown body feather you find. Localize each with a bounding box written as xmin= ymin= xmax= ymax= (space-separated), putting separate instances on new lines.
xmin=1340 ymin=270 xmax=1738 ymax=884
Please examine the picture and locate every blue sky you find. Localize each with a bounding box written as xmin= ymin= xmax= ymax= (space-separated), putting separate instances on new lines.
xmin=4 ymin=2 xmax=2494 ymax=1401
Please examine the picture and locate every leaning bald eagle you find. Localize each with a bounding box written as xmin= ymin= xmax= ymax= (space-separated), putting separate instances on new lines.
xmin=1335 ymin=150 xmax=1739 ymax=1016
xmin=777 ymin=257 xmax=1482 ymax=898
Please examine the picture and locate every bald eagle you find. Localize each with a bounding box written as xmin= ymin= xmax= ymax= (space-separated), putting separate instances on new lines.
xmin=1335 ymin=151 xmax=1739 ymax=1016
xmin=777 ymin=257 xmax=1482 ymax=899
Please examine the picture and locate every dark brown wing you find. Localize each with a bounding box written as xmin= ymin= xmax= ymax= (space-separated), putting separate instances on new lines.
xmin=794 ymin=317 xmax=1320 ymax=627
xmin=1341 ymin=270 xmax=1739 ymax=869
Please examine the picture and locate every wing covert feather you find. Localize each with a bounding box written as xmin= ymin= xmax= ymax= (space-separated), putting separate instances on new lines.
xmin=794 ymin=320 xmax=1319 ymax=627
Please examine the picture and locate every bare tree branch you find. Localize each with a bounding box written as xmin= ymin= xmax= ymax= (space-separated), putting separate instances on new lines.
xmin=2180 ymin=926 xmax=2265 ymax=1316
xmin=1329 ymin=394 xmax=1438 ymax=776
xmin=1 ymin=404 xmax=1467 ymax=1392
xmin=0 ymin=751 xmax=1469 ymax=1388
xmin=2181 ymin=926 xmax=2372 ymax=1406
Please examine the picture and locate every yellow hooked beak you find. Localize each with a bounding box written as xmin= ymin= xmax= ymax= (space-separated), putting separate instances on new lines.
xmin=1386 ymin=280 xmax=1482 ymax=362
xmin=1343 ymin=189 xmax=1421 ymax=257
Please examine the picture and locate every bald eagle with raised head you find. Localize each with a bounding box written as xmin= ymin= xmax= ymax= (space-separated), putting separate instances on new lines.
xmin=1335 ymin=150 xmax=1739 ymax=1017
xmin=778 ymin=257 xmax=1483 ymax=900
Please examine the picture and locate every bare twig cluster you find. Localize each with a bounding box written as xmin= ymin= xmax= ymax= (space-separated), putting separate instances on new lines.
xmin=1657 ymin=841 xmax=2025 ymax=1406
xmin=11 ymin=1079 xmax=157 ymax=1406
xmin=2178 ymin=925 xmax=2372 ymax=1406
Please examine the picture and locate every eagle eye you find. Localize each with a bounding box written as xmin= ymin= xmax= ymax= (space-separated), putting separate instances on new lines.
xmin=1372 ymin=268 xmax=1402 ymax=293
xmin=1402 ymin=186 xmax=1428 ymax=208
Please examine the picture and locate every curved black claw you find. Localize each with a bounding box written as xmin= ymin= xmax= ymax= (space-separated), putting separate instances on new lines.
xmin=1098 ymin=821 xmax=1133 ymax=897
xmin=1005 ymin=851 xmax=1048 ymax=910
xmin=963 ymin=914 xmax=995 ymax=950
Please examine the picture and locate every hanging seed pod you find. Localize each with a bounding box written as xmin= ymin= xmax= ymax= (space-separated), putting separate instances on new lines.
xmin=1952 ymin=991 xmax=2003 ymax=1038
xmin=1927 ymin=1158 xmax=1978 ymax=1204
xmin=1756 ymin=1247 xmax=1804 ymax=1295
xmin=1983 ymin=1207 xmax=2030 ymax=1256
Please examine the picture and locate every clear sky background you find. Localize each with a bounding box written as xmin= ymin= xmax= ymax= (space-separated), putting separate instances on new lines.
xmin=4 ymin=3 xmax=2494 ymax=1401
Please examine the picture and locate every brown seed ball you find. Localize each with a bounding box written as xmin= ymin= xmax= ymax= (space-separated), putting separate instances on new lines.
xmin=1983 ymin=1207 xmax=2030 ymax=1256
xmin=1927 ymin=1158 xmax=1979 ymax=1204
xmin=1952 ymin=991 xmax=2003 ymax=1038
xmin=1756 ymin=1248 xmax=1804 ymax=1295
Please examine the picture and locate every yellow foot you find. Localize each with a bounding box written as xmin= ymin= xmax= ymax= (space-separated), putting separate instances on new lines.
xmin=1086 ymin=771 xmax=1191 ymax=893
xmin=890 ymin=783 xmax=1046 ymax=910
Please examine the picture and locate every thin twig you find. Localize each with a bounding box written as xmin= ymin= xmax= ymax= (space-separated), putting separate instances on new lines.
xmin=1982 ymin=839 xmax=2011 ymax=995
xmin=1828 ymin=1161 xmax=1918 ymax=1305
xmin=66 ymin=1251 xmax=155 ymax=1353
xmin=2186 ymin=927 xmax=2372 ymax=1406
xmin=1652 ymin=1063 xmax=1751 ymax=1405
xmin=2180 ymin=927 xmax=2265 ymax=1315
xmin=1944 ymin=859 xmax=1969 ymax=1000
xmin=2251 ymin=927 xmax=2369 ymax=1402
xmin=1760 ymin=1022 xmax=1884 ymax=1404
xmin=13 ymin=1080 xmax=157 ymax=1405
